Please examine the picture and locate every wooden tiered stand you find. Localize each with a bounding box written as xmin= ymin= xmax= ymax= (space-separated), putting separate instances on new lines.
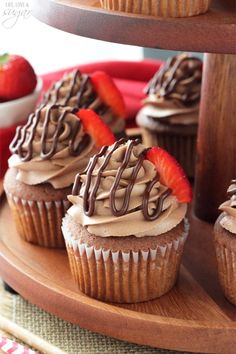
xmin=1 ymin=1 xmax=236 ymax=353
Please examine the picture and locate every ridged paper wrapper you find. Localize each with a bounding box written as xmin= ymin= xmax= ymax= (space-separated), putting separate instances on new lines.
xmin=63 ymin=219 xmax=189 ymax=303
xmin=100 ymin=0 xmax=211 ymax=17
xmin=214 ymin=219 xmax=236 ymax=306
xmin=6 ymin=192 xmax=70 ymax=248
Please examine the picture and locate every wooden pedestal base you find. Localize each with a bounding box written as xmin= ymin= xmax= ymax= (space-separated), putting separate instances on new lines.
xmin=194 ymin=53 xmax=236 ymax=222
xmin=1 ymin=198 xmax=236 ymax=353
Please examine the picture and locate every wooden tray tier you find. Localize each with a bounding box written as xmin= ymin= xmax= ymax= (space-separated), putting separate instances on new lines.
xmin=32 ymin=0 xmax=236 ymax=54
xmin=1 ymin=197 xmax=236 ymax=353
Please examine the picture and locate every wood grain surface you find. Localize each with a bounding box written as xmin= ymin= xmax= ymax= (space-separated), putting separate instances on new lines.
xmin=31 ymin=0 xmax=236 ymax=54
xmin=194 ymin=53 xmax=236 ymax=222
xmin=3 ymin=3 xmax=236 ymax=350
xmin=0 ymin=198 xmax=236 ymax=353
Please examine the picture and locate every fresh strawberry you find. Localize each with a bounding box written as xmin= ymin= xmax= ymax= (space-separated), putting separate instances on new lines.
xmin=90 ymin=71 xmax=127 ymax=117
xmin=146 ymin=147 xmax=192 ymax=203
xmin=0 ymin=53 xmax=37 ymax=101
xmin=76 ymin=109 xmax=115 ymax=148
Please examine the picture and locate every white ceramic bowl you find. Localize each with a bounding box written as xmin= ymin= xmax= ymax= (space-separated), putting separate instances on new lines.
xmin=0 ymin=78 xmax=43 ymax=128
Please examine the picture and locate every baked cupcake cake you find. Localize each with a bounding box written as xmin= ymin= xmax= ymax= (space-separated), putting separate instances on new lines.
xmin=43 ymin=69 xmax=127 ymax=140
xmin=136 ymin=53 xmax=202 ymax=177
xmin=100 ymin=0 xmax=211 ymax=17
xmin=4 ymin=105 xmax=115 ymax=248
xmin=214 ymin=180 xmax=236 ymax=305
xmin=62 ymin=138 xmax=192 ymax=303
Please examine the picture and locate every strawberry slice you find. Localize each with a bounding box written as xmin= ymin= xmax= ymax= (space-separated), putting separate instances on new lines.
xmin=76 ymin=109 xmax=115 ymax=148
xmin=90 ymin=71 xmax=127 ymax=117
xmin=146 ymin=147 xmax=192 ymax=203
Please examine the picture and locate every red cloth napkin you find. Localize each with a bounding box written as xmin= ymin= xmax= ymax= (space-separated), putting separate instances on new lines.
xmin=0 ymin=122 xmax=25 ymax=177
xmin=0 ymin=60 xmax=163 ymax=177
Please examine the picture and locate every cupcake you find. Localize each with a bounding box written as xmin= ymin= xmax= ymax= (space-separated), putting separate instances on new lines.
xmin=43 ymin=69 xmax=127 ymax=140
xmin=4 ymin=105 xmax=115 ymax=248
xmin=62 ymin=138 xmax=192 ymax=303
xmin=100 ymin=0 xmax=211 ymax=17
xmin=214 ymin=180 xmax=236 ymax=305
xmin=136 ymin=53 xmax=202 ymax=178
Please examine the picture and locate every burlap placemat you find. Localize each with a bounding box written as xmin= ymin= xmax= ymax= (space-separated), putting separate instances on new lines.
xmin=0 ymin=280 xmax=14 ymax=353
xmin=0 ymin=280 xmax=194 ymax=354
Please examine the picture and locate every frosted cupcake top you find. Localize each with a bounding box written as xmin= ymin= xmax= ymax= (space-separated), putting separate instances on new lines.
xmin=43 ymin=69 xmax=126 ymax=134
xmin=137 ymin=53 xmax=202 ymax=127
xmin=68 ymin=139 xmax=191 ymax=237
xmin=219 ymin=180 xmax=236 ymax=234
xmin=9 ymin=105 xmax=96 ymax=189
xmin=43 ymin=70 xmax=96 ymax=108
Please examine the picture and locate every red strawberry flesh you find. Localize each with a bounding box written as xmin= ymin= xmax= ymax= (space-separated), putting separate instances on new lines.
xmin=76 ymin=109 xmax=115 ymax=148
xmin=146 ymin=146 xmax=192 ymax=203
xmin=91 ymin=71 xmax=127 ymax=117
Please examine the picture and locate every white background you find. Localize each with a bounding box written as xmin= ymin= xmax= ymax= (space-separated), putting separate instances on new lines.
xmin=0 ymin=1 xmax=143 ymax=75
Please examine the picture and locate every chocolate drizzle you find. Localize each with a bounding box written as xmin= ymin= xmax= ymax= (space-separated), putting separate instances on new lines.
xmin=143 ymin=176 xmax=171 ymax=221
xmin=10 ymin=105 xmax=91 ymax=161
xmin=110 ymin=141 xmax=148 ymax=217
xmin=43 ymin=69 xmax=95 ymax=109
xmin=146 ymin=54 xmax=202 ymax=106
xmin=227 ymin=180 xmax=236 ymax=197
xmin=72 ymin=139 xmax=172 ymax=221
xmin=10 ymin=110 xmax=42 ymax=162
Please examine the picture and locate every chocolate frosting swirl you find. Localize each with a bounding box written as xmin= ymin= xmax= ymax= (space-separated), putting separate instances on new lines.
xmin=44 ymin=70 xmax=96 ymax=109
xmin=10 ymin=105 xmax=90 ymax=162
xmin=136 ymin=54 xmax=202 ymax=129
xmin=43 ymin=69 xmax=125 ymax=134
xmin=219 ymin=180 xmax=236 ymax=234
xmin=227 ymin=180 xmax=236 ymax=197
xmin=72 ymin=139 xmax=171 ymax=221
xmin=9 ymin=105 xmax=97 ymax=189
xmin=68 ymin=139 xmax=187 ymax=237
xmin=146 ymin=53 xmax=202 ymax=106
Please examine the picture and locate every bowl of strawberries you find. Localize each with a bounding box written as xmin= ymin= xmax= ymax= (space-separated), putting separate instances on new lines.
xmin=0 ymin=53 xmax=41 ymax=177
xmin=0 ymin=53 xmax=42 ymax=128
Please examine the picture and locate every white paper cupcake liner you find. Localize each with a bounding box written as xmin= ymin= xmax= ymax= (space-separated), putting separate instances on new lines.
xmin=7 ymin=192 xmax=70 ymax=248
xmin=63 ymin=219 xmax=189 ymax=303
xmin=100 ymin=0 xmax=210 ymax=17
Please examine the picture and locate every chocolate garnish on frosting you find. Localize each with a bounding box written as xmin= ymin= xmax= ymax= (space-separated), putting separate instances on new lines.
xmin=10 ymin=104 xmax=91 ymax=162
xmin=43 ymin=70 xmax=93 ymax=108
xmin=227 ymin=180 xmax=236 ymax=197
xmin=143 ymin=176 xmax=171 ymax=221
xmin=72 ymin=139 xmax=172 ymax=222
xmin=145 ymin=54 xmax=202 ymax=107
xmin=42 ymin=69 xmax=125 ymax=135
xmin=219 ymin=180 xmax=236 ymax=233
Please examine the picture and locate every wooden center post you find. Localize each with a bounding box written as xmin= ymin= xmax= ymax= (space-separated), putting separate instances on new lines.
xmin=194 ymin=53 xmax=236 ymax=222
